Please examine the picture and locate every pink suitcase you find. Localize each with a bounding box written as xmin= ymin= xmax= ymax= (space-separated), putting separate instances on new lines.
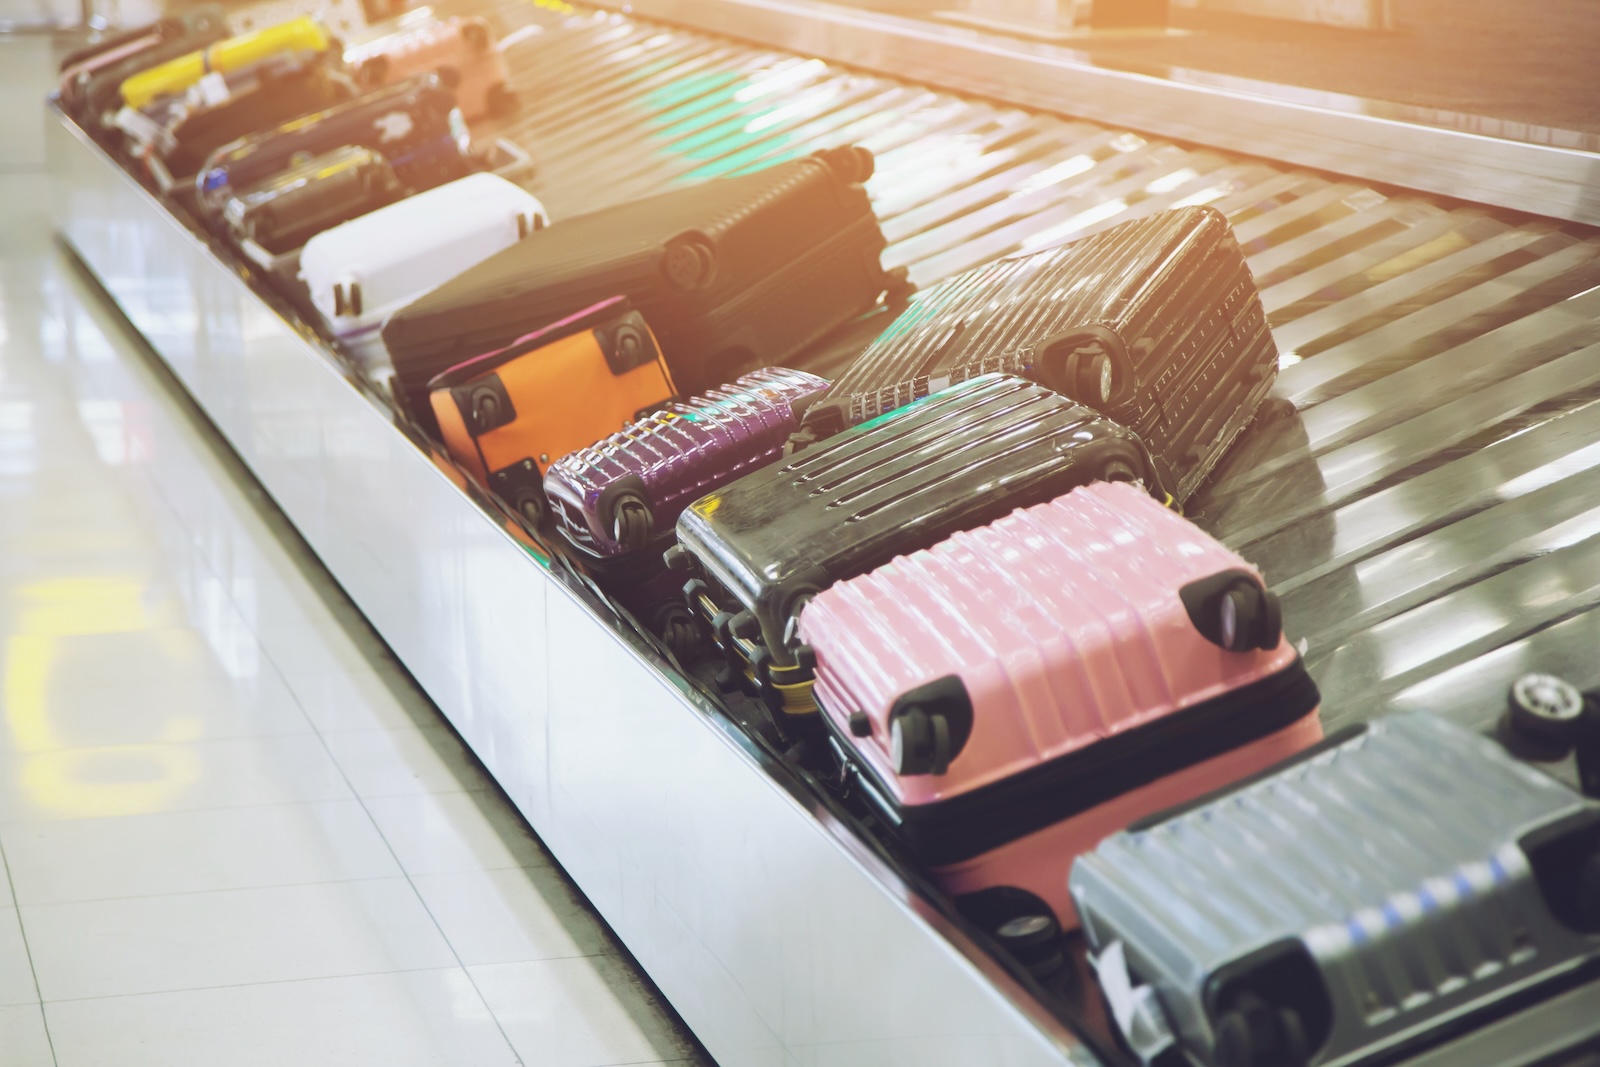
xmin=798 ymin=481 xmax=1324 ymax=945
xmin=343 ymin=16 xmax=513 ymax=122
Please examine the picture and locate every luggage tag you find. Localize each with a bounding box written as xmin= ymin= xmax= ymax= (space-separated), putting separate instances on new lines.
xmin=192 ymin=70 xmax=232 ymax=108
xmin=1091 ymin=941 xmax=1177 ymax=1065
xmin=112 ymin=105 xmax=171 ymax=148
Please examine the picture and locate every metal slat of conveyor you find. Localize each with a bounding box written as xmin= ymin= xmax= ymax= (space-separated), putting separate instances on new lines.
xmin=477 ymin=4 xmax=1600 ymax=745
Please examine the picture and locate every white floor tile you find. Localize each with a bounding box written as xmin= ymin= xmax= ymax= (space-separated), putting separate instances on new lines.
xmin=472 ymin=955 xmax=701 ymax=1067
xmin=322 ymin=725 xmax=495 ymax=798
xmin=0 ymin=1002 xmax=55 ymax=1067
xmin=23 ymin=878 xmax=456 ymax=1001
xmin=412 ymin=866 xmax=613 ymax=967
xmin=0 ymin=800 xmax=401 ymax=906
xmin=275 ymin=662 xmax=444 ymax=735
xmin=0 ymin=642 xmax=310 ymax=755
xmin=0 ymin=907 xmax=39 ymax=1006
xmin=46 ymin=968 xmax=521 ymax=1067
xmin=364 ymin=791 xmax=552 ymax=876
xmin=0 ymin=733 xmax=353 ymax=823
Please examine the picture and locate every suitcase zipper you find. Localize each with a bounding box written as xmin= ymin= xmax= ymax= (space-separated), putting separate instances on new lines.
xmin=835 ymin=657 xmax=1322 ymax=866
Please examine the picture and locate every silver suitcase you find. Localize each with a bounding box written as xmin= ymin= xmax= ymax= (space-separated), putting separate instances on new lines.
xmin=1069 ymin=712 xmax=1600 ymax=1067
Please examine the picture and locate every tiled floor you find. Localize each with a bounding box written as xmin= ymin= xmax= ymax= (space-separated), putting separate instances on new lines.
xmin=0 ymin=32 xmax=707 ymax=1067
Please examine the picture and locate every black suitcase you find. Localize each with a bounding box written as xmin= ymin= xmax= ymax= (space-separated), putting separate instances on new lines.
xmin=797 ymin=206 xmax=1278 ymax=504
xmin=147 ymin=57 xmax=358 ymax=188
xmin=381 ymin=145 xmax=906 ymax=432
xmin=665 ymin=373 xmax=1166 ymax=723
xmin=197 ymin=75 xmax=473 ymax=215
xmin=73 ymin=15 xmax=230 ymax=122
xmin=223 ymin=145 xmax=404 ymax=256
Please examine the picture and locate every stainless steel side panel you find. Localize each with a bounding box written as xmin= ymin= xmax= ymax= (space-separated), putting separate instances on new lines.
xmin=47 ymin=109 xmax=1090 ymax=1067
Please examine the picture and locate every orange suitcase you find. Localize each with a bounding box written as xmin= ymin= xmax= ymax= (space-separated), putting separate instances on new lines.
xmin=344 ymin=16 xmax=513 ymax=122
xmin=428 ymin=297 xmax=676 ymax=524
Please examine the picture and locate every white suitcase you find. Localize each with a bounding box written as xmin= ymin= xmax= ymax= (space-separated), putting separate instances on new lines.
xmin=299 ymin=172 xmax=549 ymax=376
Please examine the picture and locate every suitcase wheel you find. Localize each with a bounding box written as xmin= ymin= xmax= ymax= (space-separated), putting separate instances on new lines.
xmin=461 ymin=19 xmax=491 ymax=51
xmin=1217 ymin=583 xmax=1280 ymax=653
xmin=653 ymin=603 xmax=704 ymax=662
xmin=663 ymin=543 xmax=695 ymax=573
xmin=488 ymin=84 xmax=519 ymax=118
xmin=814 ymin=144 xmax=875 ymax=185
xmin=663 ymin=234 xmax=717 ymax=292
xmin=609 ymin=493 xmax=655 ymax=550
xmin=1214 ymin=996 xmax=1309 ymax=1067
xmin=1507 ymin=673 xmax=1585 ymax=749
xmin=1037 ymin=330 xmax=1124 ymax=407
xmin=955 ymin=887 xmax=1064 ymax=980
xmin=513 ymin=492 xmax=545 ymax=526
xmin=356 ymin=55 xmax=389 ymax=88
xmin=1098 ymin=456 xmax=1141 ymax=484
xmin=890 ymin=705 xmax=952 ymax=776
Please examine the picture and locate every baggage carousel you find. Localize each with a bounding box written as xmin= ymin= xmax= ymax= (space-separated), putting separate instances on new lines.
xmin=48 ymin=1 xmax=1600 ymax=1062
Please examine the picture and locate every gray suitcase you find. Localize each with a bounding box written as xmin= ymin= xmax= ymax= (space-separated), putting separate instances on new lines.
xmin=1069 ymin=712 xmax=1600 ymax=1067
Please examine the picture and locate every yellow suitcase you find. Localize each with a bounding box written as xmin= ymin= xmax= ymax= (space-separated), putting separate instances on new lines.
xmin=119 ymin=16 xmax=329 ymax=110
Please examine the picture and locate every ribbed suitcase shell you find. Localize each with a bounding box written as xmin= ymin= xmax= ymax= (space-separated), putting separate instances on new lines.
xmin=299 ymin=173 xmax=548 ymax=373
xmin=223 ymin=145 xmax=403 ymax=256
xmin=799 ymin=481 xmax=1322 ymax=927
xmin=195 ymin=76 xmax=471 ymax=213
xmin=344 ymin=16 xmax=511 ymax=121
xmin=806 ymin=206 xmax=1276 ymax=503
xmin=1070 ymin=712 xmax=1600 ymax=1067
xmin=382 ymin=147 xmax=895 ymax=414
xmin=544 ymin=367 xmax=830 ymax=558
xmin=674 ymin=373 xmax=1164 ymax=672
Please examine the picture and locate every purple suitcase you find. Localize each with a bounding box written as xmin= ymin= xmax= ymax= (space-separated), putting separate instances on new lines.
xmin=543 ymin=367 xmax=831 ymax=559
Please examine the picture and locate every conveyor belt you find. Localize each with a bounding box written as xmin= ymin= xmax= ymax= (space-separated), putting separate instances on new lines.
xmin=51 ymin=2 xmax=1600 ymax=1062
xmin=468 ymin=3 xmax=1600 ymax=748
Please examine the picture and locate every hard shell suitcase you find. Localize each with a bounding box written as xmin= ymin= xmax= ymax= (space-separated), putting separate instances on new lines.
xmin=344 ymin=16 xmax=514 ymax=122
xmin=543 ymin=367 xmax=831 ymax=559
xmin=143 ymin=57 xmax=357 ymax=188
xmin=799 ymin=206 xmax=1278 ymax=503
xmin=118 ymin=15 xmax=331 ymax=111
xmin=382 ymin=145 xmax=903 ymax=420
xmin=58 ymin=8 xmax=223 ymax=73
xmin=1069 ymin=712 xmax=1600 ymax=1067
xmin=429 ymin=297 xmax=677 ymax=524
xmin=58 ymin=7 xmax=227 ymax=112
xmin=667 ymin=373 xmax=1167 ymax=721
xmin=73 ymin=18 xmax=231 ymax=123
xmin=223 ymin=145 xmax=404 ymax=257
xmin=299 ymin=172 xmax=549 ymax=373
xmin=195 ymin=75 xmax=472 ymax=212
xmin=798 ymin=480 xmax=1323 ymax=942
